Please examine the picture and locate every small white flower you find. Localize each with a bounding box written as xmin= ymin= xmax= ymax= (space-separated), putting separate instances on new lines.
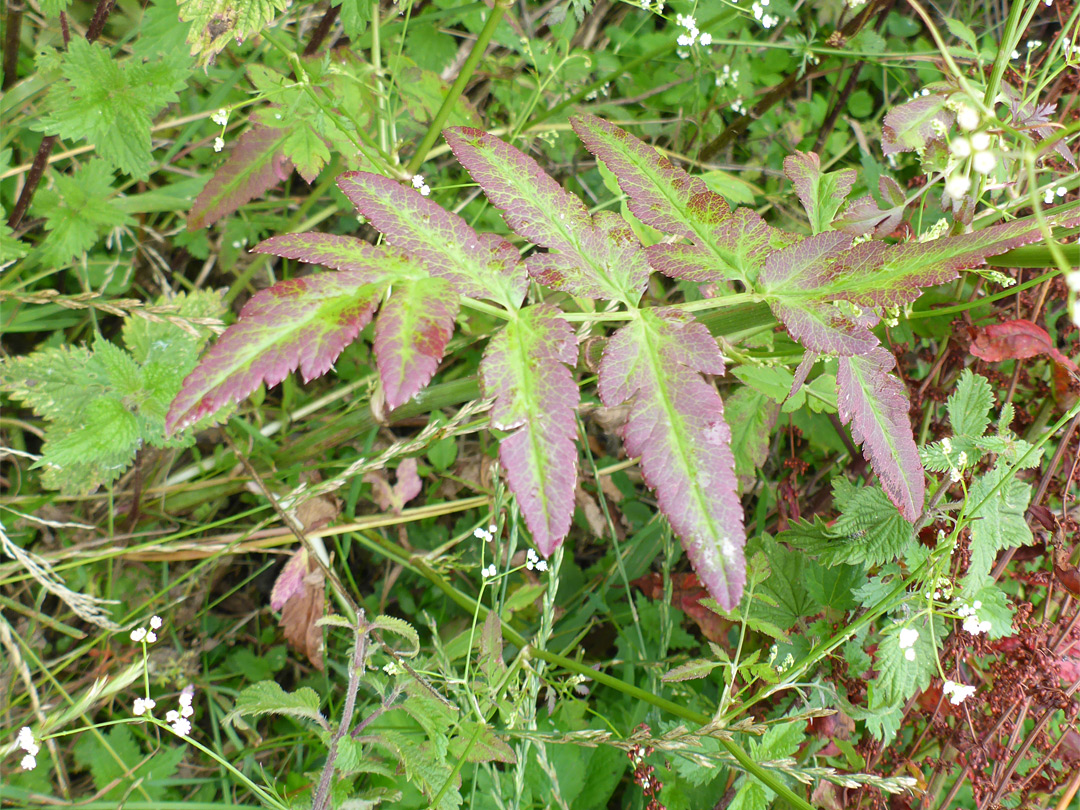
xmin=171 ymin=717 xmax=192 ymax=736
xmin=1011 ymin=49 xmax=1021 ymax=59
xmin=473 ymin=527 xmax=493 ymax=542
xmin=488 ymin=524 xmax=497 ymax=534
xmin=133 ymin=698 xmax=156 ymax=716
xmin=699 ymin=32 xmax=712 ymax=46
xmin=956 ymin=106 xmax=980 ymax=131
xmin=970 ymin=131 xmax=992 ymax=151
xmin=950 ymin=467 xmax=962 ymax=483
xmin=411 ymin=174 xmax=425 ymax=189
xmin=1044 ymin=189 xmax=1056 ymax=205
xmin=211 ymin=108 xmax=229 ymax=126
xmin=1065 ymin=270 xmax=1080 ymax=292
xmin=419 ymin=184 xmax=431 ymax=196
xmin=166 ymin=709 xmax=179 ymax=723
xmin=482 ymin=564 xmax=498 ymax=580
xmin=956 ymin=451 xmax=968 ymax=467
xmin=951 ymin=137 xmax=972 ymax=158
xmin=526 ymin=548 xmax=539 ymax=570
xmin=179 ymin=685 xmax=194 ymax=706
xmin=536 ymin=560 xmax=548 ymax=572
xmin=149 ymin=616 xmax=162 ymax=630
xmin=943 ymin=679 xmax=976 ymax=704
xmin=945 ymin=174 xmax=971 ymax=200
xmin=213 ymin=137 xmax=225 ymax=152
xmin=898 ymin=627 xmax=920 ymax=649
xmin=1057 ymin=186 xmax=1067 ymax=197
xmin=972 ymin=150 xmax=996 ymax=174
xmin=20 ymin=754 xmax=36 ymax=770
xmin=145 ymin=630 xmax=157 ymax=643
xmin=130 ymin=627 xmax=147 ymax=643
xmin=941 ymin=437 xmax=952 ymax=454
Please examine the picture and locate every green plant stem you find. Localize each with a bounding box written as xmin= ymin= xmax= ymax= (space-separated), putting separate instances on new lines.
xmin=405 ymin=1 xmax=508 ymax=176
xmin=352 ymin=530 xmax=813 ymax=810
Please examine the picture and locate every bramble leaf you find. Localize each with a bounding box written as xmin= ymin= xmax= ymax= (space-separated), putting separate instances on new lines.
xmin=166 ymin=261 xmax=393 ymax=432
xmin=374 ymin=277 xmax=459 ymax=409
xmin=444 ymin=127 xmax=649 ymax=303
xmin=881 ymin=93 xmax=953 ymax=155
xmin=337 ymin=171 xmax=527 ymax=306
xmin=836 ymin=348 xmax=924 ymax=522
xmin=188 ymin=124 xmax=293 ymax=230
xmin=783 ymin=151 xmax=856 ymax=234
xmin=481 ymin=305 xmax=579 ymax=555
xmin=598 ymin=309 xmax=745 ymax=609
xmin=572 ymin=114 xmax=792 ymax=284
xmin=833 ymin=176 xmax=906 ymax=236
xmin=571 ymin=113 xmax=727 ymax=239
xmin=254 ymin=235 xmax=459 ymax=409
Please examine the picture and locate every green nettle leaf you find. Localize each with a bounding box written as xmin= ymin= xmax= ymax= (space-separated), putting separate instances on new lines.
xmin=836 ymin=348 xmax=924 ymax=522
xmin=37 ymin=397 xmax=140 ymax=492
xmin=829 ymin=478 xmax=917 ymax=567
xmin=0 ymin=346 xmax=110 ymax=422
xmin=481 ymin=305 xmax=580 ymax=556
xmin=749 ymin=535 xmax=823 ymax=628
xmin=177 ymin=0 xmax=288 ymax=66
xmin=782 ymin=151 xmax=856 ymax=234
xmin=963 ymin=464 xmax=1033 ymax=593
xmin=224 ymin=680 xmax=328 ymax=729
xmin=444 ymin=126 xmax=651 ymax=305
xmin=32 ymin=39 xmax=187 ymax=178
xmin=599 ymin=309 xmax=746 ymax=609
xmin=73 ymin=725 xmax=184 ymax=802
xmin=188 ymin=124 xmax=293 ymax=230
xmin=946 ymin=368 xmax=994 ymax=438
xmin=30 ymin=160 xmax=134 ymax=265
xmin=371 ymin=615 xmax=421 ymax=656
xmin=867 ymin=614 xmax=941 ymax=742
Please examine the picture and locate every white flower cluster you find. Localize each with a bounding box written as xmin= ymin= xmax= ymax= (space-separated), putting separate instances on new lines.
xmin=931 ymin=575 xmax=954 ymax=600
xmin=942 ymin=679 xmax=977 ymax=705
xmin=952 ymin=131 xmax=996 ymax=174
xmin=211 ymin=108 xmax=229 ymax=127
xmin=955 ymin=105 xmax=980 ymax=132
xmin=473 ymin=524 xmax=497 ymax=542
xmin=15 ymin=727 xmax=38 ymax=771
xmin=165 ymin=685 xmax=196 ymax=736
xmin=1063 ymin=36 xmax=1080 ymax=61
xmin=411 ymin=174 xmax=431 ymax=197
xmin=525 ymin=548 xmax=548 ymax=573
xmin=481 ymin=563 xmax=498 ymax=580
xmin=909 ymin=88 xmax=932 ymax=101
xmin=675 ymin=14 xmax=712 ymax=47
xmin=897 ymin=626 xmax=919 ymax=661
xmin=957 ymin=599 xmax=992 ymax=635
xmin=639 ymin=0 xmax=664 ymax=12
xmin=1043 ymin=185 xmax=1067 ymax=205
xmin=130 ymin=615 xmax=163 ymax=644
xmin=751 ymin=0 xmax=779 ymax=29
xmin=213 ymin=137 xmax=225 ymax=152
xmin=731 ymin=97 xmax=747 ymax=115
xmin=714 ymin=65 xmax=740 ymax=89
xmin=133 ymin=697 xmax=156 ymax=716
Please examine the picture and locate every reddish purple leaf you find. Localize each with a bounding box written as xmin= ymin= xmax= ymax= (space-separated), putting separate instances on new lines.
xmin=189 ymin=124 xmax=293 ymax=230
xmin=598 ymin=309 xmax=745 ymax=609
xmin=834 ymin=176 xmax=907 ymax=237
xmin=572 ymin=115 xmax=793 ymax=285
xmin=166 ymin=270 xmax=382 ymax=433
xmin=837 ymin=348 xmax=924 ymax=522
xmin=783 ymin=151 xmax=856 ymax=234
xmin=571 ymin=113 xmax=726 ymax=239
xmin=364 ymin=457 xmax=423 ymax=514
xmin=375 ymin=277 xmax=459 ymax=409
xmin=882 ymin=94 xmax=954 ymax=155
xmin=647 ymin=207 xmax=792 ymax=285
xmin=970 ymin=318 xmax=1079 ymax=373
xmin=444 ymin=127 xmax=649 ymax=303
xmin=481 ymin=305 xmax=579 ymax=555
xmin=337 ymin=171 xmax=527 ymax=306
xmin=255 ymin=237 xmax=459 ymax=409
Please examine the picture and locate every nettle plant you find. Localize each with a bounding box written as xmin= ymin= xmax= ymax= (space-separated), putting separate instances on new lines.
xmin=166 ymin=116 xmax=1079 ymax=610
